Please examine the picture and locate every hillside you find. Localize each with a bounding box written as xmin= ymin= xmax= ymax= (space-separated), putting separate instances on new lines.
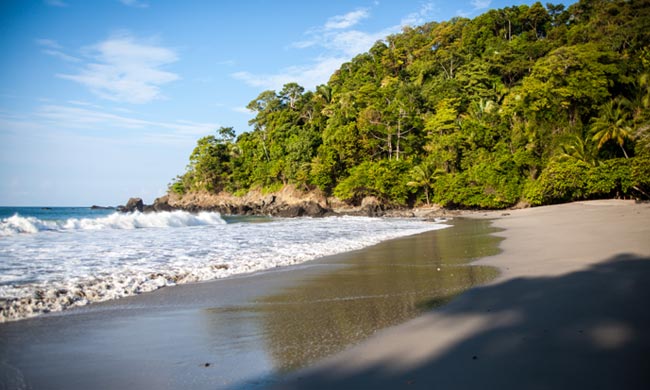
xmin=168 ymin=0 xmax=650 ymax=210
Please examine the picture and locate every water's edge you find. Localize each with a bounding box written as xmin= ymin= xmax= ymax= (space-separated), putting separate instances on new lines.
xmin=0 ymin=218 xmax=502 ymax=390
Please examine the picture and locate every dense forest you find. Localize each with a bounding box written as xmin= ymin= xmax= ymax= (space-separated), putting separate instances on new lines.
xmin=170 ymin=0 xmax=650 ymax=209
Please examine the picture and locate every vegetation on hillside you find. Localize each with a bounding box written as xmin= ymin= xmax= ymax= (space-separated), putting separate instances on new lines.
xmin=171 ymin=0 xmax=650 ymax=209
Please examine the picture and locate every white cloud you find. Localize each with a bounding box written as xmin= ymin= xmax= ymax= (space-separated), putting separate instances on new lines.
xmin=216 ymin=59 xmax=236 ymax=66
xmin=324 ymin=9 xmax=369 ymax=30
xmin=119 ymin=0 xmax=149 ymax=8
xmin=471 ymin=0 xmax=492 ymax=10
xmin=231 ymin=106 xmax=253 ymax=114
xmin=36 ymin=38 xmax=81 ymax=62
xmin=401 ymin=3 xmax=436 ymax=27
xmin=67 ymin=100 xmax=103 ymax=109
xmin=233 ymin=56 xmax=347 ymax=91
xmin=43 ymin=49 xmax=81 ymax=62
xmin=37 ymin=104 xmax=215 ymax=137
xmin=235 ymin=3 xmax=436 ymax=91
xmin=58 ymin=33 xmax=179 ymax=104
xmin=35 ymin=39 xmax=62 ymax=49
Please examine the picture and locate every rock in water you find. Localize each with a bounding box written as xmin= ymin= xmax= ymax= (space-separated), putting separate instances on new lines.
xmin=152 ymin=195 xmax=173 ymax=212
xmin=120 ymin=197 xmax=144 ymax=213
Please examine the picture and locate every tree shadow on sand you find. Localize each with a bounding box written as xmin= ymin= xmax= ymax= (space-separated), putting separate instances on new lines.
xmin=267 ymin=254 xmax=650 ymax=390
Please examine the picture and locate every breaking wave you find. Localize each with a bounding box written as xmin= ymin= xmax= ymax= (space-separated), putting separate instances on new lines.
xmin=0 ymin=211 xmax=226 ymax=236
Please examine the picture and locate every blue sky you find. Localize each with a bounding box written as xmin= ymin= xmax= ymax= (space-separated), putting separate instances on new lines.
xmin=0 ymin=0 xmax=567 ymax=206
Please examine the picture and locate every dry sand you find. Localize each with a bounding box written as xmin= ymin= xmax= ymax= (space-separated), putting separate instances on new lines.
xmin=277 ymin=200 xmax=650 ymax=389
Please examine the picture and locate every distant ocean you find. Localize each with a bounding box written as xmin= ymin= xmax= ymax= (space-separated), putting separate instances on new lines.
xmin=0 ymin=207 xmax=449 ymax=321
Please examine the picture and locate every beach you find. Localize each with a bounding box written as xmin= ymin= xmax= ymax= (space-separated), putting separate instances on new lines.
xmin=1 ymin=200 xmax=648 ymax=389
xmin=0 ymin=216 xmax=497 ymax=389
xmin=278 ymin=200 xmax=650 ymax=389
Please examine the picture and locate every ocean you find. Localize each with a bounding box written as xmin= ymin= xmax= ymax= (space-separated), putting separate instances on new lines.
xmin=0 ymin=207 xmax=449 ymax=322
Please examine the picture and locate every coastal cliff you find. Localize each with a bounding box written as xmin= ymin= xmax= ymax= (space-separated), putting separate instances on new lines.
xmin=121 ymin=186 xmax=454 ymax=218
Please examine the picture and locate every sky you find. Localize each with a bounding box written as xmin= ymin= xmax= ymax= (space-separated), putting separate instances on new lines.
xmin=0 ymin=0 xmax=564 ymax=206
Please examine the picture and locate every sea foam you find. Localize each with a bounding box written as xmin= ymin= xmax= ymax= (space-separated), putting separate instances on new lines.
xmin=0 ymin=211 xmax=226 ymax=236
xmin=0 ymin=213 xmax=449 ymax=322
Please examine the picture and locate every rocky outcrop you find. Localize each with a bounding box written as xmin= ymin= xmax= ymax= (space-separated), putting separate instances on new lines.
xmin=151 ymin=195 xmax=174 ymax=212
xmin=90 ymin=205 xmax=115 ymax=210
xmin=117 ymin=197 xmax=144 ymax=213
xmin=118 ymin=186 xmax=337 ymax=217
xmin=273 ymin=201 xmax=331 ymax=218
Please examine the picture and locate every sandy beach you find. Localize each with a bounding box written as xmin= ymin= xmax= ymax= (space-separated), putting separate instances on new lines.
xmin=277 ymin=200 xmax=650 ymax=389
xmin=0 ymin=218 xmax=498 ymax=389
xmin=2 ymin=200 xmax=649 ymax=389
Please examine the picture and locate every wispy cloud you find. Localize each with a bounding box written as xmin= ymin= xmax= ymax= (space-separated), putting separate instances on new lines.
xmin=401 ymin=3 xmax=436 ymax=26
xmin=58 ymin=33 xmax=179 ymax=104
xmin=67 ymin=100 xmax=103 ymax=109
xmin=324 ymin=8 xmax=369 ymax=30
xmin=119 ymin=0 xmax=149 ymax=8
xmin=471 ymin=0 xmax=492 ymax=10
xmin=231 ymin=106 xmax=253 ymax=114
xmin=37 ymin=104 xmax=215 ymax=137
xmin=44 ymin=0 xmax=68 ymax=7
xmin=216 ymin=59 xmax=236 ymax=66
xmin=233 ymin=56 xmax=347 ymax=91
xmin=36 ymin=38 xmax=81 ymax=62
xmin=35 ymin=39 xmax=61 ymax=49
xmin=234 ymin=3 xmax=436 ymax=91
xmin=42 ymin=49 xmax=81 ymax=62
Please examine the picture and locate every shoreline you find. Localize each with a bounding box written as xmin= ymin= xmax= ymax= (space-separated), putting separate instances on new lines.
xmin=0 ymin=217 xmax=500 ymax=389
xmin=276 ymin=199 xmax=650 ymax=389
xmin=0 ymin=213 xmax=447 ymax=323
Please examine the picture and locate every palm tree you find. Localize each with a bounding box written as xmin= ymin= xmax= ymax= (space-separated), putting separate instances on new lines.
xmin=559 ymin=134 xmax=598 ymax=166
xmin=407 ymin=161 xmax=444 ymax=206
xmin=640 ymin=73 xmax=650 ymax=110
xmin=590 ymin=99 xmax=634 ymax=158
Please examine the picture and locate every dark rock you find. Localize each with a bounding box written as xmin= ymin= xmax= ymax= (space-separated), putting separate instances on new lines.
xmin=262 ymin=195 xmax=276 ymax=207
xmin=272 ymin=202 xmax=332 ymax=218
xmin=275 ymin=205 xmax=305 ymax=218
xmin=152 ymin=196 xmax=174 ymax=212
xmin=120 ymin=197 xmax=144 ymax=213
xmin=237 ymin=205 xmax=253 ymax=215
xmin=361 ymin=197 xmax=384 ymax=217
xmin=90 ymin=205 xmax=114 ymax=210
xmin=302 ymin=202 xmax=329 ymax=217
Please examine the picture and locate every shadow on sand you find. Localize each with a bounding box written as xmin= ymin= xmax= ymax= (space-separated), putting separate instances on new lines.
xmin=262 ymin=254 xmax=650 ymax=390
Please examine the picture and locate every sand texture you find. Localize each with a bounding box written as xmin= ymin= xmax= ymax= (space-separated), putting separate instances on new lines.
xmin=278 ymin=200 xmax=650 ymax=389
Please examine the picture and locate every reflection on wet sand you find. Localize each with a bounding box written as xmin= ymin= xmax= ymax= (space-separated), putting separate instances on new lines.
xmin=254 ymin=218 xmax=502 ymax=371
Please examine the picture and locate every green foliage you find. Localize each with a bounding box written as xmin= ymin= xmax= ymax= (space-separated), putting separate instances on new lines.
xmin=631 ymin=156 xmax=650 ymax=196
xmin=586 ymin=159 xmax=632 ymax=197
xmin=523 ymin=159 xmax=590 ymax=205
xmin=169 ymin=176 xmax=186 ymax=195
xmin=407 ymin=160 xmax=443 ymax=206
xmin=434 ymin=151 xmax=523 ymax=208
xmin=171 ymin=0 xmax=650 ymax=208
xmin=334 ymin=160 xmax=413 ymax=206
xmin=524 ymin=157 xmax=649 ymax=205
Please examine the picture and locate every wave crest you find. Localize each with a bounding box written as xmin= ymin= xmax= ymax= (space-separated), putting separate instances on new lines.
xmin=0 ymin=211 xmax=226 ymax=236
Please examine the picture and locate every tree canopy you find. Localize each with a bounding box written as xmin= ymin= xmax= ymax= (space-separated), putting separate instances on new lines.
xmin=171 ymin=0 xmax=650 ymax=208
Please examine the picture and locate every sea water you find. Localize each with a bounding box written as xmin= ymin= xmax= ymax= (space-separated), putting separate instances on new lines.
xmin=0 ymin=207 xmax=449 ymax=322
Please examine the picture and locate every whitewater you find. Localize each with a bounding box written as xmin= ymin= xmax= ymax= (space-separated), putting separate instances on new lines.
xmin=0 ymin=208 xmax=449 ymax=322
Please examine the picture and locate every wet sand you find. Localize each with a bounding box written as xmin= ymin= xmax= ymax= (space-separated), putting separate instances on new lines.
xmin=0 ymin=218 xmax=500 ymax=389
xmin=278 ymin=200 xmax=650 ymax=389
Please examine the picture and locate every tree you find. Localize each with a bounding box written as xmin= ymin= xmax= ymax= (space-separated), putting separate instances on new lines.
xmin=169 ymin=0 xmax=650 ymax=206
xmin=558 ymin=134 xmax=599 ymax=167
xmin=591 ymin=99 xmax=635 ymax=158
xmin=407 ymin=160 xmax=443 ymax=205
